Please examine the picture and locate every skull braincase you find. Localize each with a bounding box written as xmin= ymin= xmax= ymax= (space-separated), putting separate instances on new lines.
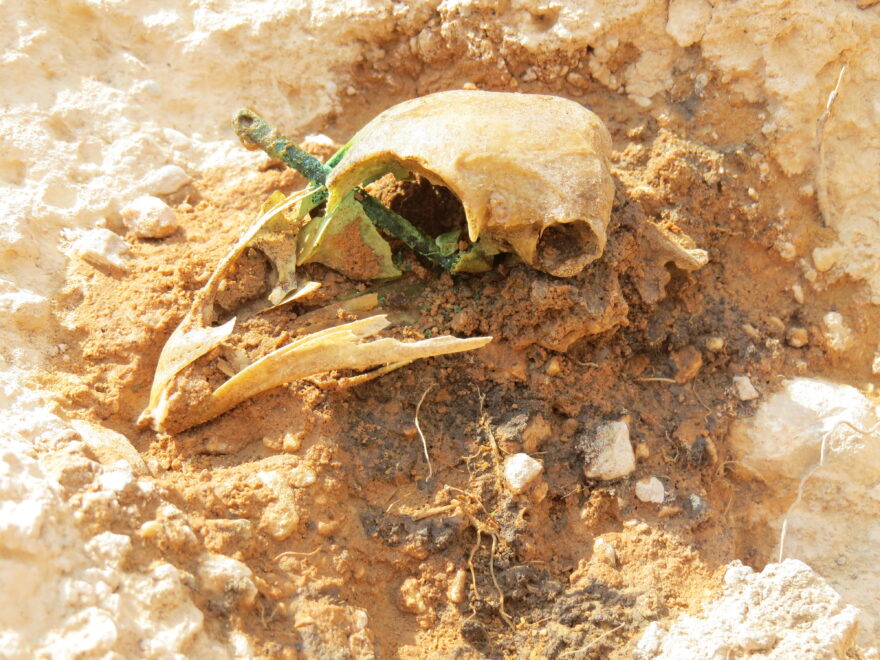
xmin=326 ymin=90 xmax=615 ymax=277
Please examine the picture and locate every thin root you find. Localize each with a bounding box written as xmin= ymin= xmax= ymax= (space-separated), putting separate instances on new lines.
xmin=778 ymin=418 xmax=880 ymax=562
xmin=415 ymin=383 xmax=436 ymax=481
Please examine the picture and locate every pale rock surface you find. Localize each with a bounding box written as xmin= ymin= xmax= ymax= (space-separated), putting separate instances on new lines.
xmin=731 ymin=378 xmax=880 ymax=644
xmin=70 ymin=419 xmax=149 ymax=476
xmin=634 ymin=559 xmax=861 ymax=659
xmin=258 ymin=470 xmax=301 ymax=541
xmin=197 ymin=554 xmax=258 ymax=612
xmin=121 ymin=195 xmax=178 ymax=238
xmin=503 ymin=453 xmax=543 ymax=494
xmin=730 ymin=378 xmax=877 ymax=483
xmin=290 ymin=599 xmax=375 ymax=658
xmin=592 ymin=537 xmax=618 ymax=567
xmin=733 ymin=375 xmax=760 ymax=401
xmin=822 ymin=311 xmax=854 ymax=353
xmin=635 ymin=477 xmax=665 ymax=503
xmin=68 ymin=228 xmax=130 ymax=270
xmin=140 ymin=165 xmax=191 ymax=196
xmin=812 ymin=245 xmax=840 ymax=272
xmin=666 ymin=0 xmax=712 ymax=48
xmin=0 ymin=278 xmax=50 ymax=331
xmin=0 ymin=437 xmax=225 ymax=658
xmin=583 ymin=421 xmax=636 ymax=480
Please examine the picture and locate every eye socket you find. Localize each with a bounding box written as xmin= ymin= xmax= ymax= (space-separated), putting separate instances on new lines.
xmin=367 ymin=173 xmax=467 ymax=239
xmin=534 ymin=221 xmax=600 ymax=277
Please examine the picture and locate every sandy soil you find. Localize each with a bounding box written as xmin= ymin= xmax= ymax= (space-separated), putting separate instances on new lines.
xmin=4 ymin=1 xmax=880 ymax=658
xmin=42 ymin=76 xmax=880 ymax=658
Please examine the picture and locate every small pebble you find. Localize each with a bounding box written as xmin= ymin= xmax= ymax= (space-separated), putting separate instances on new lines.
xmin=684 ymin=493 xmax=709 ymax=520
xmin=822 ymin=312 xmax=853 ymax=352
xmin=671 ymin=345 xmax=703 ymax=384
xmin=767 ymin=316 xmax=786 ymax=334
xmin=545 ymin=355 xmax=563 ymax=377
xmin=282 ymin=432 xmax=302 ymax=453
xmin=705 ymin=336 xmax=725 ymax=352
xmin=197 ymin=553 xmax=258 ymax=611
xmin=791 ymin=283 xmax=805 ymax=304
xmin=811 ymin=246 xmax=838 ymax=272
xmin=503 ymin=453 xmax=543 ymax=494
xmin=583 ymin=421 xmax=636 ymax=481
xmin=398 ymin=577 xmax=428 ymax=614
xmin=566 ymin=71 xmax=589 ymax=89
xmin=121 ymin=195 xmax=178 ymax=238
xmin=787 ymin=327 xmax=809 ymax=348
xmin=733 ymin=375 xmax=760 ymax=401
xmin=635 ymin=477 xmax=665 ymax=504
xmin=742 ymin=323 xmax=762 ymax=342
xmin=316 ymin=519 xmax=340 ymax=536
xmin=303 ymin=133 xmax=336 ymax=148
xmin=142 ymin=164 xmax=190 ymax=195
xmin=592 ymin=537 xmax=618 ymax=567
xmin=70 ymin=228 xmax=130 ymax=270
xmin=872 ymin=354 xmax=880 ymax=375
xmin=447 ymin=569 xmax=468 ymax=604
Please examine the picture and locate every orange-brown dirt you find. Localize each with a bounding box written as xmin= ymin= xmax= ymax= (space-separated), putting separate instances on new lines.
xmin=39 ymin=75 xmax=880 ymax=658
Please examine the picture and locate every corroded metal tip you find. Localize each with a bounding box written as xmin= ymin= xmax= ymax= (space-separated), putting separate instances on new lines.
xmin=231 ymin=108 xmax=328 ymax=185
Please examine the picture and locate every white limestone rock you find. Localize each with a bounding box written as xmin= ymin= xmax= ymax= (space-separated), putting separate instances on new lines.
xmin=634 ymin=559 xmax=861 ymax=659
xmin=69 ymin=228 xmax=130 ymax=270
xmin=120 ymin=195 xmax=178 ymax=238
xmin=666 ymin=0 xmax=712 ymax=48
xmin=823 ymin=311 xmax=853 ymax=353
xmin=503 ymin=453 xmax=543 ymax=494
xmin=812 ymin=245 xmax=839 ymax=272
xmin=0 ymin=279 xmax=49 ymax=331
xmin=592 ymin=537 xmax=617 ymax=567
xmin=731 ymin=378 xmax=880 ymax=645
xmin=141 ymin=164 xmax=190 ymax=195
xmin=583 ymin=421 xmax=636 ymax=481
xmin=197 ymin=553 xmax=258 ymax=612
xmin=732 ymin=375 xmax=760 ymax=401
xmin=731 ymin=378 xmax=878 ymax=484
xmin=635 ymin=477 xmax=665 ymax=504
xmin=258 ymin=471 xmax=300 ymax=540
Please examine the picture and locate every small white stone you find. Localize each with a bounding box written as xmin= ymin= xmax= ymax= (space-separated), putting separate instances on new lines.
xmin=503 ymin=453 xmax=543 ymax=494
xmin=733 ymin=376 xmax=760 ymax=401
xmin=635 ymin=477 xmax=665 ymax=504
xmin=142 ymin=164 xmax=190 ymax=195
xmin=705 ymin=336 xmax=725 ymax=352
xmin=97 ymin=468 xmax=135 ymax=493
xmin=70 ymin=228 xmax=130 ymax=270
xmin=872 ymin=353 xmax=880 ymax=375
xmin=592 ymin=537 xmax=618 ymax=566
xmin=791 ymin=283 xmax=805 ymax=304
xmin=85 ymin=532 xmax=132 ymax=567
xmin=303 ymin=133 xmax=336 ymax=147
xmin=812 ymin=246 xmax=838 ymax=272
xmin=823 ymin=311 xmax=853 ymax=352
xmin=120 ymin=195 xmax=178 ymax=238
xmin=0 ymin=279 xmax=50 ymax=330
xmin=584 ymin=421 xmax=636 ymax=480
xmin=197 ymin=553 xmax=257 ymax=610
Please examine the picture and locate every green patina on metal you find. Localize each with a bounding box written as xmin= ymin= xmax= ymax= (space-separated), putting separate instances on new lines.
xmin=232 ymin=109 xmax=493 ymax=276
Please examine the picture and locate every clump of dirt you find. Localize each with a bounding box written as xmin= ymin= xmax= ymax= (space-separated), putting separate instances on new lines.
xmin=42 ymin=79 xmax=880 ymax=658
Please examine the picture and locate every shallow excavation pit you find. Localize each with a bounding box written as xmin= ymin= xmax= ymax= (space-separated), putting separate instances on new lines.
xmin=13 ymin=5 xmax=880 ymax=657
